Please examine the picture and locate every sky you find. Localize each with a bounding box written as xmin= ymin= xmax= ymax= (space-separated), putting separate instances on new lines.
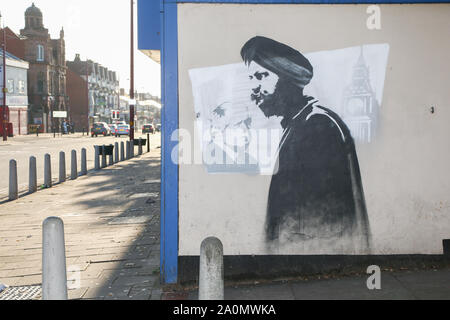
xmin=1 ymin=0 xmax=161 ymax=97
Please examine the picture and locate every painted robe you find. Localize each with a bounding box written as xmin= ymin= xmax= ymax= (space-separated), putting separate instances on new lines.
xmin=266 ymin=99 xmax=371 ymax=252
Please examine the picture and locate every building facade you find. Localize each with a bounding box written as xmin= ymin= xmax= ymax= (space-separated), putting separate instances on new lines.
xmin=0 ymin=27 xmax=26 ymax=61
xmin=20 ymin=3 xmax=68 ymax=133
xmin=136 ymin=97 xmax=161 ymax=128
xmin=0 ymin=51 xmax=29 ymax=135
xmin=66 ymin=54 xmax=119 ymax=129
xmin=139 ymin=0 xmax=450 ymax=285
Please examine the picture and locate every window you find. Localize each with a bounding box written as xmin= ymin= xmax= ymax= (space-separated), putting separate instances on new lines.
xmin=18 ymin=80 xmax=25 ymax=94
xmin=37 ymin=80 xmax=44 ymax=93
xmin=7 ymin=80 xmax=14 ymax=93
xmin=37 ymin=73 xmax=45 ymax=93
xmin=37 ymin=45 xmax=44 ymax=62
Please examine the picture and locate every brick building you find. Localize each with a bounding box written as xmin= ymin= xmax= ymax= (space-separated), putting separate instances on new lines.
xmin=0 ymin=27 xmax=25 ymax=60
xmin=66 ymin=67 xmax=89 ymax=131
xmin=0 ymin=50 xmax=29 ymax=135
xmin=66 ymin=54 xmax=119 ymax=130
xmin=20 ymin=3 xmax=69 ymax=133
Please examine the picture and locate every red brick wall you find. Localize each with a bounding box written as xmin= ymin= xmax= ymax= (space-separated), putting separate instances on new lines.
xmin=0 ymin=28 xmax=25 ymax=60
xmin=67 ymin=68 xmax=89 ymax=131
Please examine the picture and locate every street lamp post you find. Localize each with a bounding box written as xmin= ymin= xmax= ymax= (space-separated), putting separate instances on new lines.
xmin=2 ymin=21 xmax=7 ymax=141
xmin=129 ymin=0 xmax=135 ymax=142
xmin=86 ymin=59 xmax=89 ymax=132
xmin=49 ymin=96 xmax=55 ymax=137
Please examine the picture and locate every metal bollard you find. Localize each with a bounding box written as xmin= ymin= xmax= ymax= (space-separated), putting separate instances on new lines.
xmin=126 ymin=141 xmax=130 ymax=160
xmin=9 ymin=160 xmax=18 ymax=201
xmin=147 ymin=133 xmax=150 ymax=153
xmin=81 ymin=148 xmax=87 ymax=176
xmin=44 ymin=154 xmax=52 ymax=188
xmin=29 ymin=156 xmax=37 ymax=194
xmin=59 ymin=152 xmax=66 ymax=183
xmin=120 ymin=141 xmax=125 ymax=162
xmin=42 ymin=217 xmax=68 ymax=300
xmin=71 ymin=150 xmax=78 ymax=180
xmin=95 ymin=146 xmax=100 ymax=170
xmin=199 ymin=237 xmax=224 ymax=300
xmin=101 ymin=145 xmax=107 ymax=168
xmin=138 ymin=138 xmax=143 ymax=156
xmin=114 ymin=142 xmax=119 ymax=163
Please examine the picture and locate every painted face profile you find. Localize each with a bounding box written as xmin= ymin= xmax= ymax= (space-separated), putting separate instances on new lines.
xmin=247 ymin=61 xmax=279 ymax=107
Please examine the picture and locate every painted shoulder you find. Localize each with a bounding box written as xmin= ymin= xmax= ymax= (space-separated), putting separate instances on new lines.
xmin=305 ymin=104 xmax=347 ymax=142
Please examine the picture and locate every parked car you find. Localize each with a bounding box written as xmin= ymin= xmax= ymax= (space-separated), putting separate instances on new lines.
xmin=91 ymin=122 xmax=111 ymax=137
xmin=116 ymin=124 xmax=130 ymax=137
xmin=108 ymin=124 xmax=118 ymax=136
xmin=156 ymin=124 xmax=161 ymax=132
xmin=142 ymin=124 xmax=155 ymax=134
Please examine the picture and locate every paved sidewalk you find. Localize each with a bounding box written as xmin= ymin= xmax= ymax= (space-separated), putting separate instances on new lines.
xmin=173 ymin=267 xmax=450 ymax=300
xmin=0 ymin=146 xmax=162 ymax=300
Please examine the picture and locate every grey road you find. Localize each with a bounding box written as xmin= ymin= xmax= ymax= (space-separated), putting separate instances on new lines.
xmin=0 ymin=132 xmax=161 ymax=201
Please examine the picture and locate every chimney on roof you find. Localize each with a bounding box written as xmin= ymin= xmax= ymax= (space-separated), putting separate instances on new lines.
xmin=75 ymin=54 xmax=80 ymax=62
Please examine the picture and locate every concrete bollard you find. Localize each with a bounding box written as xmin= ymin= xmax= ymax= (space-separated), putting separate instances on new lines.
xmin=120 ymin=141 xmax=125 ymax=162
xmin=138 ymin=138 xmax=143 ymax=156
xmin=199 ymin=237 xmax=224 ymax=300
xmin=114 ymin=142 xmax=119 ymax=163
xmin=71 ymin=150 xmax=78 ymax=180
xmin=81 ymin=148 xmax=87 ymax=176
xmin=29 ymin=156 xmax=37 ymax=194
xmin=9 ymin=160 xmax=18 ymax=201
xmin=44 ymin=154 xmax=52 ymax=188
xmin=59 ymin=152 xmax=66 ymax=183
xmin=42 ymin=217 xmax=68 ymax=300
xmin=101 ymin=145 xmax=107 ymax=168
xmin=147 ymin=133 xmax=150 ymax=153
xmin=108 ymin=145 xmax=114 ymax=166
xmin=95 ymin=146 xmax=100 ymax=170
xmin=126 ymin=141 xmax=130 ymax=160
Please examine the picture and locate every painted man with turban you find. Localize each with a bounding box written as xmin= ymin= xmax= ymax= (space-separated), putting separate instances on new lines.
xmin=241 ymin=36 xmax=371 ymax=252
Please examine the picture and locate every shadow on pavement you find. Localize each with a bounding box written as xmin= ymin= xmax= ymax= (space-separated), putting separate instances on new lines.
xmin=65 ymin=154 xmax=162 ymax=300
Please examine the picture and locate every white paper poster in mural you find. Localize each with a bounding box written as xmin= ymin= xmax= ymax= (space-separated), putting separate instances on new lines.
xmin=189 ymin=43 xmax=390 ymax=176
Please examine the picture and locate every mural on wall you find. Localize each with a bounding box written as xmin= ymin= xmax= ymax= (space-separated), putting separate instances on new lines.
xmin=304 ymin=44 xmax=389 ymax=145
xmin=241 ymin=36 xmax=371 ymax=252
xmin=189 ymin=37 xmax=389 ymax=253
xmin=189 ymin=42 xmax=389 ymax=175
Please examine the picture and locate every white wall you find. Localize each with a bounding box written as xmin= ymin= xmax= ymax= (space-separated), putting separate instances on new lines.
xmin=178 ymin=3 xmax=450 ymax=256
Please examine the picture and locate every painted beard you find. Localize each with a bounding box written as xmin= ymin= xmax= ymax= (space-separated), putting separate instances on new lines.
xmin=252 ymin=81 xmax=285 ymax=118
xmin=252 ymin=79 xmax=305 ymax=119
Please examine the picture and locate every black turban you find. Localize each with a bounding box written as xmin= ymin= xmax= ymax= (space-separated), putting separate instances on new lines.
xmin=241 ymin=36 xmax=314 ymax=89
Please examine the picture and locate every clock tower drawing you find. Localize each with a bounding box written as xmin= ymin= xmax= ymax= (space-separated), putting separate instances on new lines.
xmin=342 ymin=47 xmax=379 ymax=144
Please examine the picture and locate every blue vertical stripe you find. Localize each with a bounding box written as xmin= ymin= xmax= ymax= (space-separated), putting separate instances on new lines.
xmin=161 ymin=1 xmax=179 ymax=284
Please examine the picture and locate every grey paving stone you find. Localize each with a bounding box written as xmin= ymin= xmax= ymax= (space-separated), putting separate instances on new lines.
xmin=391 ymin=269 xmax=450 ymax=300
xmin=187 ymin=282 xmax=295 ymax=301
xmin=128 ymin=286 xmax=152 ymax=300
xmin=111 ymin=275 xmax=158 ymax=287
xmin=290 ymin=273 xmax=415 ymax=300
